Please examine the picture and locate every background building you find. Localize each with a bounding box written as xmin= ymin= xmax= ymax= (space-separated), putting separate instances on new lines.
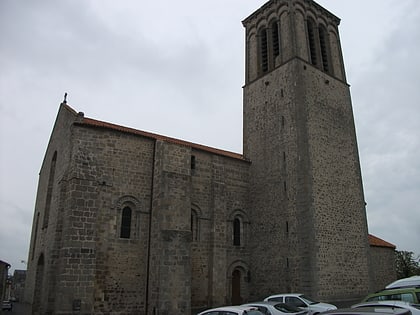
xmin=12 ymin=269 xmax=26 ymax=302
xmin=24 ymin=0 xmax=395 ymax=314
xmin=0 ymin=259 xmax=11 ymax=302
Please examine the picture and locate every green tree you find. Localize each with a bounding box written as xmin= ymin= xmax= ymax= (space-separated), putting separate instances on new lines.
xmin=395 ymin=250 xmax=420 ymax=278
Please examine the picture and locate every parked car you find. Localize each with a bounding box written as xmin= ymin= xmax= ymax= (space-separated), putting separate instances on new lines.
xmin=264 ymin=294 xmax=337 ymax=314
xmin=362 ymin=286 xmax=420 ymax=303
xmin=2 ymin=300 xmax=13 ymax=311
xmin=352 ymin=300 xmax=420 ymax=315
xmin=197 ymin=305 xmax=265 ymax=315
xmin=320 ymin=306 xmax=410 ymax=315
xmin=386 ymin=276 xmax=420 ymax=289
xmin=242 ymin=301 xmax=309 ymax=315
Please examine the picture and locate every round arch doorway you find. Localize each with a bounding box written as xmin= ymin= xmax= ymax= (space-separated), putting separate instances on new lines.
xmin=231 ymin=269 xmax=242 ymax=305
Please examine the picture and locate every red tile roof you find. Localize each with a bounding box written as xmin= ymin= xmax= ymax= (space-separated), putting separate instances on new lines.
xmin=368 ymin=234 xmax=396 ymax=249
xmin=70 ymin=106 xmax=247 ymax=161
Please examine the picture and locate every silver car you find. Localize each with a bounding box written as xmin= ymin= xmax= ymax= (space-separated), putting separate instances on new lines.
xmin=264 ymin=294 xmax=337 ymax=314
xmin=242 ymin=301 xmax=309 ymax=315
xmin=197 ymin=305 xmax=265 ymax=315
xmin=352 ymin=300 xmax=420 ymax=315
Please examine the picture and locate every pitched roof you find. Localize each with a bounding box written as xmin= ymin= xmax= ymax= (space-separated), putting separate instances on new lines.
xmin=68 ymin=104 xmax=248 ymax=161
xmin=368 ymin=234 xmax=396 ymax=249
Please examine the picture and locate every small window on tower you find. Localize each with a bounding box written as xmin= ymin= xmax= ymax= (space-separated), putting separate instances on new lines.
xmin=307 ymin=19 xmax=317 ymax=66
xmin=272 ymin=21 xmax=280 ymax=58
xmin=259 ymin=28 xmax=269 ymax=73
xmin=233 ymin=218 xmax=241 ymax=246
xmin=318 ymin=25 xmax=330 ymax=73
xmin=191 ymin=155 xmax=196 ymax=170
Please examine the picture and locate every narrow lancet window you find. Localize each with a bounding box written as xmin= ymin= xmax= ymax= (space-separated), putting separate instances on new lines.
xmin=120 ymin=206 xmax=132 ymax=238
xmin=233 ymin=218 xmax=241 ymax=246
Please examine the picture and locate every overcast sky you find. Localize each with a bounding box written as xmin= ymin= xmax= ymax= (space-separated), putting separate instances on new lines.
xmin=1 ymin=0 xmax=419 ymax=274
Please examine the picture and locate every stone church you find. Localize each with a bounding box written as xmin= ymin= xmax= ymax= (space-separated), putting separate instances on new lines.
xmin=24 ymin=0 xmax=396 ymax=314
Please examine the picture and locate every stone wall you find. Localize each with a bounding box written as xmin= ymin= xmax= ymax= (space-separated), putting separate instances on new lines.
xmin=242 ymin=0 xmax=370 ymax=301
xmin=369 ymin=246 xmax=396 ymax=292
xmin=24 ymin=104 xmax=79 ymax=313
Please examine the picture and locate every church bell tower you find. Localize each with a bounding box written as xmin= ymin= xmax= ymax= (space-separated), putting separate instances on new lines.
xmin=242 ymin=0 xmax=371 ymax=301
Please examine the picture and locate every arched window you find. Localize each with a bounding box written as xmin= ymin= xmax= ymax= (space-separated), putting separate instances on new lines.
xmin=318 ymin=25 xmax=330 ymax=73
xmin=307 ymin=19 xmax=318 ymax=66
xmin=259 ymin=28 xmax=269 ymax=73
xmin=120 ymin=206 xmax=132 ymax=238
xmin=233 ymin=218 xmax=241 ymax=246
xmin=271 ymin=21 xmax=280 ymax=59
xmin=43 ymin=151 xmax=57 ymax=229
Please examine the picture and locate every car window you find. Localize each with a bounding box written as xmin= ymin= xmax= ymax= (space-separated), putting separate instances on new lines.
xmin=300 ymin=295 xmax=318 ymax=305
xmin=201 ymin=312 xmax=219 ymax=315
xmin=286 ymin=297 xmax=307 ymax=308
xmin=269 ymin=297 xmax=284 ymax=303
xmin=400 ymin=293 xmax=414 ymax=303
xmin=219 ymin=312 xmax=236 ymax=315
xmin=274 ymin=303 xmax=302 ymax=313
xmin=416 ymin=292 xmax=420 ymax=302
xmin=370 ymin=293 xmax=415 ymax=303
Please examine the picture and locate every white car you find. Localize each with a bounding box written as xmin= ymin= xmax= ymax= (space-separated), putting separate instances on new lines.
xmin=242 ymin=301 xmax=309 ymax=315
xmin=263 ymin=294 xmax=337 ymax=314
xmin=197 ymin=305 xmax=265 ymax=315
xmin=352 ymin=300 xmax=420 ymax=315
xmin=386 ymin=276 xmax=420 ymax=289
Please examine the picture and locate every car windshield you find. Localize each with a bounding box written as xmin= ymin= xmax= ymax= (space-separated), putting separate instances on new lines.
xmin=300 ymin=295 xmax=319 ymax=305
xmin=274 ymin=303 xmax=303 ymax=313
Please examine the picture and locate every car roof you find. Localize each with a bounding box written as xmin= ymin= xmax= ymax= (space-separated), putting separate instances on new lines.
xmin=322 ymin=307 xmax=411 ymax=315
xmin=244 ymin=301 xmax=277 ymax=306
xmin=353 ymin=301 xmax=416 ymax=308
xmin=267 ymin=293 xmax=303 ymax=297
xmin=245 ymin=301 xmax=299 ymax=307
xmin=199 ymin=305 xmax=259 ymax=313
xmin=386 ymin=276 xmax=420 ymax=289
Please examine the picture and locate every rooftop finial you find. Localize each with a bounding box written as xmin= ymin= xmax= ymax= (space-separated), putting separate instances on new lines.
xmin=63 ymin=92 xmax=68 ymax=104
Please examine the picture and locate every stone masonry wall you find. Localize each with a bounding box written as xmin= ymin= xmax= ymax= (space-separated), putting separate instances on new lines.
xmin=190 ymin=149 xmax=250 ymax=311
xmin=68 ymin=125 xmax=155 ymax=314
xmin=244 ymin=60 xmax=314 ymax=299
xmin=24 ymin=104 xmax=79 ymax=314
xmin=301 ymin=60 xmax=371 ymax=301
xmin=369 ymin=246 xmax=396 ymax=292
